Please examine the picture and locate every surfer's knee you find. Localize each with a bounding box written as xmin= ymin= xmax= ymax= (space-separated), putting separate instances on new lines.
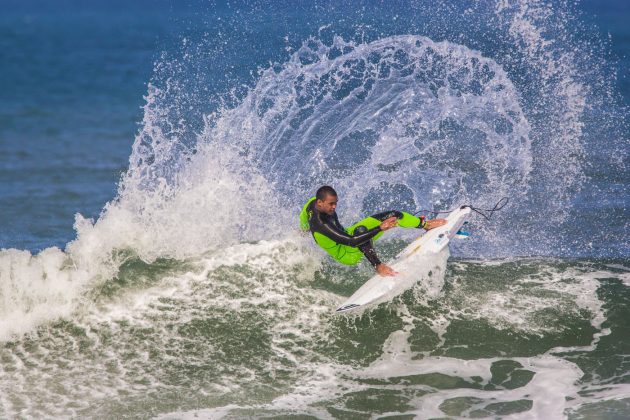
xmin=337 ymin=249 xmax=364 ymax=265
xmin=354 ymin=225 xmax=368 ymax=235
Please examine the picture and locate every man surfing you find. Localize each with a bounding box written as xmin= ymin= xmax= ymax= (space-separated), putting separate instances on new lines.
xmin=300 ymin=186 xmax=447 ymax=276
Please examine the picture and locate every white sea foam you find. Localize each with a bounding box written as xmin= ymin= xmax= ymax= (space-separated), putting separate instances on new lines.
xmin=0 ymin=238 xmax=331 ymax=418
xmin=0 ymin=247 xmax=88 ymax=342
xmin=358 ymin=329 xmax=584 ymax=419
xmin=442 ymin=261 xmax=609 ymax=339
xmin=158 ymin=322 xmax=588 ymax=419
xmin=0 ymin=92 xmax=288 ymax=342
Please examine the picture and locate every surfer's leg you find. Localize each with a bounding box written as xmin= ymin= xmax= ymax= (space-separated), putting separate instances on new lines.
xmin=334 ymin=244 xmax=364 ymax=265
xmin=348 ymin=211 xmax=425 ymax=238
xmin=312 ymin=231 xmax=363 ymax=265
xmin=352 ymin=226 xmax=381 ymax=267
xmin=326 ymin=226 xmax=381 ymax=267
xmin=347 ymin=217 xmax=385 ymax=241
xmin=368 ymin=210 xmax=425 ymax=228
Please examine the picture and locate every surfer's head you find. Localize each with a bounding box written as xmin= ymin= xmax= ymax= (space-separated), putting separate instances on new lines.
xmin=315 ymin=185 xmax=338 ymax=215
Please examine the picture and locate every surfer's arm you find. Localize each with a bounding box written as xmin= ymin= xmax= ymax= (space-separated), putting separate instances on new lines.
xmin=317 ymin=221 xmax=382 ymax=247
xmin=357 ymin=241 xmax=382 ymax=267
xmin=357 ymin=238 xmax=398 ymax=275
xmin=311 ymin=213 xmax=381 ymax=247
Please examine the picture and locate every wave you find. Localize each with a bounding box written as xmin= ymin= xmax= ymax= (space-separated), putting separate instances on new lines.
xmin=3 ymin=249 xmax=624 ymax=417
xmin=0 ymin=5 xmax=627 ymax=409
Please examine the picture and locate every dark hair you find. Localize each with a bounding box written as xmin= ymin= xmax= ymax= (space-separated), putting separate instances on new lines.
xmin=316 ymin=185 xmax=337 ymax=200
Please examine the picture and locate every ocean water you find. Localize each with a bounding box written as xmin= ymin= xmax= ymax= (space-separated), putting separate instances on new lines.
xmin=0 ymin=0 xmax=629 ymax=418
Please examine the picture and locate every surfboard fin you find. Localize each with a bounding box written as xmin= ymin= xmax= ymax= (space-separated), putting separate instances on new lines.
xmin=455 ymin=229 xmax=470 ymax=239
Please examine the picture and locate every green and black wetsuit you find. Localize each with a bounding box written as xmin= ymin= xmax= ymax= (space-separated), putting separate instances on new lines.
xmin=299 ymin=197 xmax=427 ymax=267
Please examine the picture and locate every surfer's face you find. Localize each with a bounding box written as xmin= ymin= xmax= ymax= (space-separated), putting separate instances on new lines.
xmin=317 ymin=194 xmax=338 ymax=215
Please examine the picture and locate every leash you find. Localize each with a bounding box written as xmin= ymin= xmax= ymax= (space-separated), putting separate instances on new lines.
xmin=412 ymin=197 xmax=509 ymax=221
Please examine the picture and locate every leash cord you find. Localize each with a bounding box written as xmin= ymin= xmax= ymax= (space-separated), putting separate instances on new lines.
xmin=412 ymin=197 xmax=509 ymax=221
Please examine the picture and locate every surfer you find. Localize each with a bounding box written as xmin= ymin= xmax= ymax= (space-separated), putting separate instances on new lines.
xmin=300 ymin=186 xmax=447 ymax=276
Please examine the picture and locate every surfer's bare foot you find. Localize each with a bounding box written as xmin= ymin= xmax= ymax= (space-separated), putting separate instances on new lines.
xmin=376 ymin=264 xmax=398 ymax=277
xmin=424 ymin=218 xmax=447 ymax=230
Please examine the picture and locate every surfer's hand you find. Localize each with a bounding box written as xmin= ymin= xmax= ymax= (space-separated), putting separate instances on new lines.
xmin=424 ymin=218 xmax=447 ymax=230
xmin=379 ymin=217 xmax=398 ymax=231
xmin=376 ymin=264 xmax=398 ymax=277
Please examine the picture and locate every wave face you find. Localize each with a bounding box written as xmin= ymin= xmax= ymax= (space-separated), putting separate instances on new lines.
xmin=0 ymin=0 xmax=628 ymax=418
xmin=2 ymin=253 xmax=630 ymax=418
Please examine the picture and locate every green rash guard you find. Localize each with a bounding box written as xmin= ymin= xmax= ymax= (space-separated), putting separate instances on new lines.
xmin=299 ymin=196 xmax=427 ymax=266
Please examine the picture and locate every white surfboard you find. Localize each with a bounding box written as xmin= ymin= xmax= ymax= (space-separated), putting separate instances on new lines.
xmin=336 ymin=206 xmax=471 ymax=313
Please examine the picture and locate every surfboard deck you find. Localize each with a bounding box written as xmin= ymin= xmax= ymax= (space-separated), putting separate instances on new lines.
xmin=335 ymin=206 xmax=471 ymax=313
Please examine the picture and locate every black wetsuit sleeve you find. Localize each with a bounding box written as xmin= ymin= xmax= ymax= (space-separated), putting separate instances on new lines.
xmin=311 ymin=212 xmax=381 ymax=247
xmin=358 ymin=242 xmax=382 ymax=267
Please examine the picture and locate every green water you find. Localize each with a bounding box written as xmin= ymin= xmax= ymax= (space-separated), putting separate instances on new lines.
xmin=1 ymin=241 xmax=628 ymax=418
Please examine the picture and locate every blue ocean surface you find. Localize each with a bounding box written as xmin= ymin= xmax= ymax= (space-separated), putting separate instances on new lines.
xmin=1 ymin=0 xmax=175 ymax=250
xmin=0 ymin=0 xmax=628 ymax=418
